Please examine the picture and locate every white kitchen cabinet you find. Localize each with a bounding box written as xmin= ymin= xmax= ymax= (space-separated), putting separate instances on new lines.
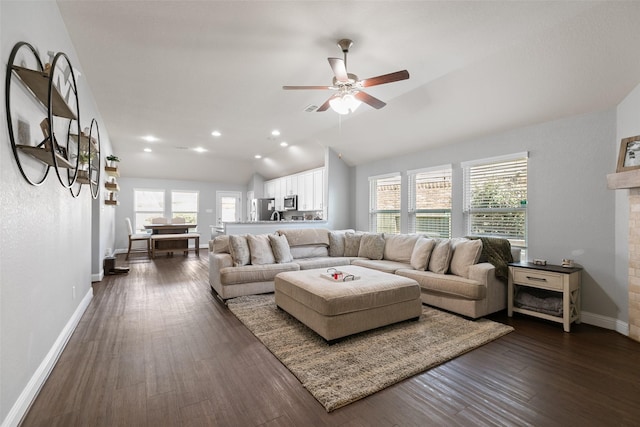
xmin=264 ymin=180 xmax=276 ymax=198
xmin=285 ymin=176 xmax=297 ymax=196
xmin=274 ymin=178 xmax=285 ymax=211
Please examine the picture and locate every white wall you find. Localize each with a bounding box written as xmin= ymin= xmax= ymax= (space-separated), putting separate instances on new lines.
xmin=354 ymin=110 xmax=622 ymax=327
xmin=114 ymin=177 xmax=246 ymax=251
xmin=325 ymin=147 xmax=352 ymax=230
xmin=0 ymin=2 xmax=115 ymax=424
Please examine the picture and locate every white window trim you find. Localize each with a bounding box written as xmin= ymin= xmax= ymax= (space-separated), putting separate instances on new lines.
xmin=462 ymin=152 xmax=528 ymax=250
xmin=368 ymin=172 xmax=401 ymax=233
xmin=407 ymin=164 xmax=452 ymax=237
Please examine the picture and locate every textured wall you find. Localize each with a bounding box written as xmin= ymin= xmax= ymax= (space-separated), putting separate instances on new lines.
xmin=1 ymin=1 xmax=114 ymax=423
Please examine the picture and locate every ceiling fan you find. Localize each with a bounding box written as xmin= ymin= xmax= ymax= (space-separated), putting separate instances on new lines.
xmin=283 ymin=39 xmax=410 ymax=114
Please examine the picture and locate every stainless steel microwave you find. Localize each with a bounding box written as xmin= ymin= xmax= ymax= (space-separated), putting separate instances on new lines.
xmin=284 ymin=195 xmax=297 ymax=210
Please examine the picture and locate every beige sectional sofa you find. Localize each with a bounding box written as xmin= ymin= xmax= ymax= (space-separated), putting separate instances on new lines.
xmin=209 ymin=228 xmax=519 ymax=318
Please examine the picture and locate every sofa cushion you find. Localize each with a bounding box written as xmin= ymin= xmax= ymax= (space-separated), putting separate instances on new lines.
xmin=344 ymin=231 xmax=364 ymax=257
xmin=410 ymin=237 xmax=436 ymax=270
xmin=247 ymin=234 xmax=276 ymax=265
xmin=220 ymin=263 xmax=299 ymax=285
xmin=358 ymin=233 xmax=385 ymax=260
xmin=229 ymin=235 xmax=251 ymax=267
xmin=294 ymin=257 xmax=352 ymax=270
xmin=328 ymin=230 xmax=347 ymax=257
xmin=351 ymin=259 xmax=412 ymax=274
xmin=428 ymin=239 xmax=452 ymax=274
xmin=291 ymin=245 xmax=329 ymax=259
xmin=396 ymin=269 xmax=486 ymax=300
xmin=212 ymin=235 xmax=230 ymax=254
xmin=278 ymin=228 xmax=329 ymax=247
xmin=450 ymin=239 xmax=483 ymax=278
xmin=269 ymin=234 xmax=293 ymax=263
xmin=383 ymin=234 xmax=419 ymax=263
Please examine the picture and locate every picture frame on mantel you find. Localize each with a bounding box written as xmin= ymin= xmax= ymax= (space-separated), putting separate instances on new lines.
xmin=617 ymin=135 xmax=640 ymax=172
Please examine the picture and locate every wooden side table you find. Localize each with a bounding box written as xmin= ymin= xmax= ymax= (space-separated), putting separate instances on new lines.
xmin=508 ymin=262 xmax=582 ymax=332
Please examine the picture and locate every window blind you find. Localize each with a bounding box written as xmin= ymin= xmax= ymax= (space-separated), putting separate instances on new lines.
xmin=134 ymin=189 xmax=165 ymax=232
xmin=462 ymin=153 xmax=527 ymax=247
xmin=369 ymin=173 xmax=401 ymax=233
xmin=408 ymin=165 xmax=452 ymax=237
xmin=171 ymin=190 xmax=199 ymax=224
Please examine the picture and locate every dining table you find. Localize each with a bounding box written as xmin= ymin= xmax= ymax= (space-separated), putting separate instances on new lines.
xmin=144 ymin=223 xmax=197 ymax=253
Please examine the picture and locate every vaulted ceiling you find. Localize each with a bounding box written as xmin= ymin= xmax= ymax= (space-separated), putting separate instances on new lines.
xmin=57 ymin=1 xmax=640 ymax=185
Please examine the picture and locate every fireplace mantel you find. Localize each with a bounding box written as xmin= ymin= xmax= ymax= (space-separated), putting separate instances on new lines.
xmin=607 ymin=169 xmax=640 ymax=190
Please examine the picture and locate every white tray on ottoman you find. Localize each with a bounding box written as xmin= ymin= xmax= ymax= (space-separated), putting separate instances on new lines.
xmin=274 ymin=265 xmax=422 ymax=342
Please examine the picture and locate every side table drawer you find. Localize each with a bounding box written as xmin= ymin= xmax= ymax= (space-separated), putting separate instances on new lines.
xmin=513 ymin=269 xmax=563 ymax=291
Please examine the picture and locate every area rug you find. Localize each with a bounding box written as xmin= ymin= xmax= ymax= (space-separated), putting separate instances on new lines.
xmin=227 ymin=294 xmax=513 ymax=412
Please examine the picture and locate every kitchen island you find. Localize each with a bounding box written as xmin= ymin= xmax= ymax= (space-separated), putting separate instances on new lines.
xmin=221 ymin=220 xmax=328 ymax=236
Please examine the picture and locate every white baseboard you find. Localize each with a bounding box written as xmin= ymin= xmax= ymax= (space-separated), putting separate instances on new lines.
xmin=91 ymin=270 xmax=104 ymax=282
xmin=581 ymin=311 xmax=629 ymax=336
xmin=1 ymin=289 xmax=93 ymax=427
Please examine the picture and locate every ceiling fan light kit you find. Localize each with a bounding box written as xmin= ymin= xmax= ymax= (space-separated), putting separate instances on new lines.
xmin=329 ymin=93 xmax=362 ymax=115
xmin=283 ymin=38 xmax=409 ymax=114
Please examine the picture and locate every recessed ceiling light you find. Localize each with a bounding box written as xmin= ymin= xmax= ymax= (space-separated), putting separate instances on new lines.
xmin=280 ymin=141 xmax=288 ymax=147
xmin=271 ymin=130 xmax=280 ymax=136
xmin=193 ymin=147 xmax=207 ymax=153
xmin=143 ymin=148 xmax=152 ymax=153
xmin=254 ymin=154 xmax=262 ymax=159
xmin=142 ymin=135 xmax=159 ymax=142
xmin=211 ymin=130 xmax=221 ymax=137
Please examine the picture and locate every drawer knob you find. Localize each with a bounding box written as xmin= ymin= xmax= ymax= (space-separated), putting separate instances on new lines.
xmin=526 ymin=276 xmax=547 ymax=282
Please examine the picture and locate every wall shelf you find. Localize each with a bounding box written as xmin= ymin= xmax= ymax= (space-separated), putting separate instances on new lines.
xmin=11 ymin=65 xmax=77 ymax=119
xmin=105 ymin=181 xmax=120 ymax=191
xmin=6 ymin=42 xmax=82 ymax=188
xmin=105 ymin=166 xmax=120 ymax=177
xmin=607 ymin=169 xmax=640 ymax=190
xmin=16 ymin=144 xmax=74 ymax=168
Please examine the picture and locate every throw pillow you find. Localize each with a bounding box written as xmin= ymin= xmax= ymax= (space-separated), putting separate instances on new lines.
xmin=358 ymin=233 xmax=385 ymax=260
xmin=269 ymin=234 xmax=293 ymax=263
xmin=450 ymin=239 xmax=483 ymax=278
xmin=383 ymin=234 xmax=420 ymax=263
xmin=428 ymin=238 xmax=453 ymax=274
xmin=410 ymin=237 xmax=436 ymax=270
xmin=344 ymin=231 xmax=364 ymax=257
xmin=246 ymin=234 xmax=275 ymax=265
xmin=229 ymin=235 xmax=251 ymax=267
xmin=328 ymin=231 xmax=347 ymax=257
xmin=212 ymin=235 xmax=230 ymax=254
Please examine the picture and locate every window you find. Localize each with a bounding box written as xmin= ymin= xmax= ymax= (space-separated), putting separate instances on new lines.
xmin=369 ymin=173 xmax=401 ymax=233
xmin=133 ymin=189 xmax=165 ymax=232
xmin=408 ymin=165 xmax=452 ymax=238
xmin=171 ymin=190 xmax=198 ymax=224
xmin=462 ymin=152 xmax=528 ymax=250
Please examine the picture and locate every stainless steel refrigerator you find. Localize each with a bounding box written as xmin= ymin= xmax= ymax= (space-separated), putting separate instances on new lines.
xmin=253 ymin=198 xmax=275 ymax=221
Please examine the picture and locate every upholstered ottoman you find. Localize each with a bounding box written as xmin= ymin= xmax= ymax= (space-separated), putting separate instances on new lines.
xmin=274 ymin=265 xmax=422 ymax=342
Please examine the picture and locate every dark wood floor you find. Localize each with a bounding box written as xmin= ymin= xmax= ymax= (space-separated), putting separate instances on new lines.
xmin=21 ymin=251 xmax=640 ymax=426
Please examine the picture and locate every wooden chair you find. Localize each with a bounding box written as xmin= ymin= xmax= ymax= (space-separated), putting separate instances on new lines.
xmin=125 ymin=217 xmax=151 ymax=260
xmin=151 ymin=217 xmax=168 ymax=224
xmin=171 ymin=217 xmax=186 ymax=224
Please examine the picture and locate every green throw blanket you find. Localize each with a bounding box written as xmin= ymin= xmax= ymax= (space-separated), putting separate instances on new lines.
xmin=465 ymin=236 xmax=513 ymax=283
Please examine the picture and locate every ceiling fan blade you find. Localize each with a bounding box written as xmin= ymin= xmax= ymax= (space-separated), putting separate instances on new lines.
xmin=354 ymin=91 xmax=386 ymax=109
xmin=282 ymin=85 xmax=332 ymax=90
xmin=316 ymin=95 xmax=338 ymax=112
xmin=361 ymin=70 xmax=410 ymax=87
xmin=328 ymin=58 xmax=349 ymax=82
